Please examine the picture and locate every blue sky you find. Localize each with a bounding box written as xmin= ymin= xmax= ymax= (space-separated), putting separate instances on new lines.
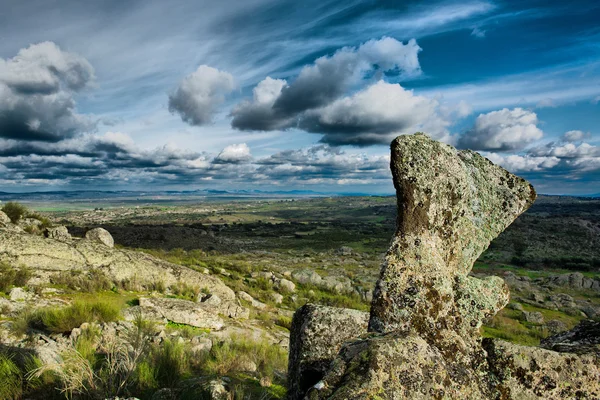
xmin=0 ymin=0 xmax=598 ymax=194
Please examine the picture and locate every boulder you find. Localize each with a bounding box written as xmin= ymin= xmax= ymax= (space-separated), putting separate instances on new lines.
xmin=276 ymin=278 xmax=296 ymax=293
xmin=85 ymin=227 xmax=114 ymax=247
xmin=45 ymin=225 xmax=71 ymax=241
xmin=287 ymin=304 xmax=369 ymax=400
xmin=544 ymin=319 xmax=568 ymax=335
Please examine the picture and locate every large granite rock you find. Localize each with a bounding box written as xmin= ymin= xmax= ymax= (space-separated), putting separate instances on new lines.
xmin=369 ymin=133 xmax=535 ymax=337
xmin=291 ymin=134 xmax=600 ymax=400
xmin=287 ymin=305 xmax=369 ymax=400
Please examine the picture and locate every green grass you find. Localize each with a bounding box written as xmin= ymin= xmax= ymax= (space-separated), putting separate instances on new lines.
xmin=0 ymin=263 xmax=32 ymax=293
xmin=0 ymin=353 xmax=22 ymax=400
xmin=24 ymin=300 xmax=120 ymax=334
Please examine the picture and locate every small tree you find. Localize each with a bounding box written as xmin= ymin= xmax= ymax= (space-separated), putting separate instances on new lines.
xmin=1 ymin=202 xmax=29 ymax=223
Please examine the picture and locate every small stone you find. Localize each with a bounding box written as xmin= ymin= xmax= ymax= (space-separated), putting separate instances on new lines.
xmin=45 ymin=226 xmax=71 ymax=241
xmin=271 ymin=293 xmax=284 ymax=304
xmin=9 ymin=287 xmax=32 ymax=301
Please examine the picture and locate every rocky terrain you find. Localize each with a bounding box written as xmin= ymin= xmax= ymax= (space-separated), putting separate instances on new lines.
xmin=0 ymin=134 xmax=598 ymax=399
xmin=287 ymin=134 xmax=599 ymax=399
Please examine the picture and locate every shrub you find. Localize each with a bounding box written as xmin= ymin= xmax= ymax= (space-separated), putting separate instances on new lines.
xmin=0 ymin=263 xmax=32 ymax=293
xmin=0 ymin=353 xmax=22 ymax=400
xmin=151 ymin=339 xmax=190 ymax=388
xmin=52 ymin=269 xmax=114 ymax=293
xmin=28 ymin=301 xmax=120 ymax=333
xmin=51 ymin=269 xmax=113 ymax=293
xmin=1 ymin=202 xmax=28 ymax=223
xmin=169 ymin=282 xmax=199 ymax=300
xmin=201 ymin=336 xmax=287 ymax=381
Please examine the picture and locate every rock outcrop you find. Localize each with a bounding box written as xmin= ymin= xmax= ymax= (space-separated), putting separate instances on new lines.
xmin=289 ymin=134 xmax=600 ymax=399
xmin=287 ymin=305 xmax=369 ymax=400
xmin=0 ymin=227 xmax=238 ymax=307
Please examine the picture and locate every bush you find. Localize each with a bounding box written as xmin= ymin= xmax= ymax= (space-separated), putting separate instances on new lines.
xmin=51 ymin=269 xmax=113 ymax=293
xmin=0 ymin=263 xmax=32 ymax=293
xmin=0 ymin=353 xmax=22 ymax=400
xmin=151 ymin=339 xmax=190 ymax=388
xmin=201 ymin=336 xmax=287 ymax=381
xmin=27 ymin=301 xmax=120 ymax=333
xmin=1 ymin=202 xmax=28 ymax=223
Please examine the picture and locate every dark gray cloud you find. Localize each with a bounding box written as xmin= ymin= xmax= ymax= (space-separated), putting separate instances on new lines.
xmin=0 ymin=42 xmax=96 ymax=142
xmin=168 ymin=65 xmax=235 ymax=126
xmin=231 ymin=37 xmax=423 ymax=134
xmin=297 ymin=81 xmax=447 ymax=146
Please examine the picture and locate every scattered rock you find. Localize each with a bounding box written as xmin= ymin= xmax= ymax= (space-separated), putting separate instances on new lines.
xmin=138 ymin=297 xmax=225 ymax=330
xmin=9 ymin=287 xmax=32 ymax=301
xmin=190 ymin=336 xmax=213 ymax=354
xmin=507 ymin=302 xmax=524 ymax=311
xmin=238 ymin=291 xmax=267 ymax=310
xmin=85 ymin=227 xmax=114 ymax=247
xmin=45 ymin=225 xmax=71 ymax=241
xmin=522 ymin=311 xmax=544 ymax=324
xmin=292 ymin=269 xmax=322 ymax=286
xmin=276 ymin=278 xmax=296 ymax=293
xmin=335 ymin=246 xmax=353 ymax=256
xmin=271 ymin=293 xmax=284 ymax=304
xmin=545 ymin=319 xmax=567 ymax=335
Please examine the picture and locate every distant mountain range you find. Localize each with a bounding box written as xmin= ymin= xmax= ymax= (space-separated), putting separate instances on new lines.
xmin=0 ymin=188 xmax=381 ymax=202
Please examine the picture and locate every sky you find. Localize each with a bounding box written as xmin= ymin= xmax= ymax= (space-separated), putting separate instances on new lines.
xmin=0 ymin=0 xmax=599 ymax=195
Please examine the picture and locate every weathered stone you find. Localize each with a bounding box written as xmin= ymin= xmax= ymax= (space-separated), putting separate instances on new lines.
xmin=137 ymin=297 xmax=225 ymax=330
xmin=292 ymin=269 xmax=322 ymax=286
xmin=0 ymin=211 xmax=10 ymax=225
xmin=45 ymin=225 xmax=71 ymax=241
xmin=522 ymin=311 xmax=544 ymax=324
xmin=238 ymin=291 xmax=267 ymax=309
xmin=9 ymin=287 xmax=32 ymax=301
xmin=544 ymin=319 xmax=567 ymax=335
xmin=276 ymin=278 xmax=296 ymax=293
xmin=287 ymin=304 xmax=369 ymax=400
xmin=369 ymin=134 xmax=535 ymax=336
xmin=85 ymin=227 xmax=114 ymax=247
xmin=540 ymin=319 xmax=600 ymax=354
xmin=484 ymin=338 xmax=600 ymax=398
xmin=0 ymin=229 xmax=236 ymax=302
xmin=271 ymin=292 xmax=284 ymax=304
